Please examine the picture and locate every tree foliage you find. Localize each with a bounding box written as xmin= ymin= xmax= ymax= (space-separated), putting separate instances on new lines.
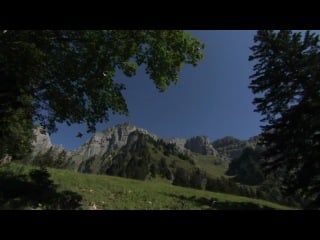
xmin=226 ymin=147 xmax=264 ymax=185
xmin=0 ymin=30 xmax=204 ymax=159
xmin=249 ymin=30 xmax=320 ymax=205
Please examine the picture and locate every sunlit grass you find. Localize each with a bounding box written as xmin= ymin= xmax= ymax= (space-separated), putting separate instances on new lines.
xmin=1 ymin=163 xmax=296 ymax=210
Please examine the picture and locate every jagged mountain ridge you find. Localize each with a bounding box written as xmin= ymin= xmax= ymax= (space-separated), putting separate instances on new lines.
xmin=32 ymin=122 xmax=259 ymax=163
xmin=71 ymin=122 xmax=237 ymax=161
xmin=73 ymin=122 xmax=158 ymax=160
xmin=29 ymin=122 xmax=259 ymax=176
xmin=71 ymin=130 xmax=198 ymax=182
xmin=31 ymin=128 xmax=67 ymax=155
xmin=212 ymin=136 xmax=259 ymax=160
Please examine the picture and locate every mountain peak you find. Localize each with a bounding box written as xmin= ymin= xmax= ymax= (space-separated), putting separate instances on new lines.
xmin=114 ymin=121 xmax=135 ymax=128
xmin=185 ymin=136 xmax=218 ymax=156
xmin=102 ymin=121 xmax=135 ymax=133
xmin=75 ymin=122 xmax=158 ymax=159
xmin=32 ymin=127 xmax=52 ymax=154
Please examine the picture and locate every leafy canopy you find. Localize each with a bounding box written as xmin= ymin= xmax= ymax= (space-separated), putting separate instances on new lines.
xmin=0 ymin=30 xmax=204 ymax=159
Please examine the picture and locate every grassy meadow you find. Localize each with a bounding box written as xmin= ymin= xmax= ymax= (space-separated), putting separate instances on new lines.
xmin=0 ymin=163 xmax=295 ymax=210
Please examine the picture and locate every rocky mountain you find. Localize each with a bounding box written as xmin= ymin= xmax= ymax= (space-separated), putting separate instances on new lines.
xmin=73 ymin=122 xmax=158 ymax=160
xmin=166 ymin=138 xmax=187 ymax=152
xmin=212 ymin=136 xmax=260 ymax=161
xmin=72 ymin=130 xmax=197 ymax=182
xmin=70 ymin=122 xmax=223 ymax=165
xmin=185 ymin=136 xmax=218 ymax=156
xmin=1 ymin=127 xmax=54 ymax=165
xmin=30 ymin=122 xmax=261 ymax=164
xmin=31 ymin=127 xmax=53 ymax=155
xmin=31 ymin=127 xmax=66 ymax=157
xmin=27 ymin=122 xmax=261 ymax=182
xmin=77 ymin=131 xmax=155 ymax=176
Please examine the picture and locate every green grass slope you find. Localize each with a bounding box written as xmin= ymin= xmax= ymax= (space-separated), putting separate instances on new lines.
xmin=0 ymin=163 xmax=295 ymax=210
xmin=193 ymin=155 xmax=228 ymax=178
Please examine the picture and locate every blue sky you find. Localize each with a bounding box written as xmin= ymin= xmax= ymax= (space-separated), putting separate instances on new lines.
xmin=50 ymin=30 xmax=262 ymax=150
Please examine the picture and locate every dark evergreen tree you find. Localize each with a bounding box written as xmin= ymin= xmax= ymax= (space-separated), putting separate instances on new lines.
xmin=56 ymin=150 xmax=67 ymax=168
xmin=249 ymin=30 xmax=320 ymax=206
xmin=150 ymin=163 xmax=157 ymax=178
xmin=205 ymin=177 xmax=218 ymax=192
xmin=158 ymin=157 xmax=171 ymax=180
xmin=126 ymin=156 xmax=149 ymax=180
xmin=189 ymin=168 xmax=202 ymax=189
xmin=32 ymin=147 xmax=54 ymax=167
xmin=172 ymin=167 xmax=190 ymax=187
xmin=226 ymin=147 xmax=264 ymax=185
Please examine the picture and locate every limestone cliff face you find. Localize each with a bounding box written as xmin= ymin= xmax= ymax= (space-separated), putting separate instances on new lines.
xmin=212 ymin=136 xmax=259 ymax=160
xmin=29 ymin=123 xmax=260 ymax=170
xmin=73 ymin=122 xmax=158 ymax=160
xmin=166 ymin=136 xmax=219 ymax=157
xmin=32 ymin=127 xmax=53 ymax=155
xmin=166 ymin=138 xmax=188 ymax=153
xmin=1 ymin=127 xmax=66 ymax=164
xmin=184 ymin=136 xmax=218 ymax=156
xmin=31 ymin=127 xmax=66 ymax=158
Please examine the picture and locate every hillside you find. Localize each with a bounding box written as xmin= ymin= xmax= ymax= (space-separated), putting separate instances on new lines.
xmin=0 ymin=163 xmax=295 ymax=210
xmin=5 ymin=123 xmax=291 ymax=209
xmin=212 ymin=136 xmax=260 ymax=161
xmin=27 ymin=123 xmax=251 ymax=180
xmin=27 ymin=125 xmax=231 ymax=187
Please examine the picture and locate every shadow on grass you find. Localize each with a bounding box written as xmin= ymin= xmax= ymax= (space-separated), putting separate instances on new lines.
xmin=0 ymin=166 xmax=82 ymax=210
xmin=163 ymin=193 xmax=274 ymax=210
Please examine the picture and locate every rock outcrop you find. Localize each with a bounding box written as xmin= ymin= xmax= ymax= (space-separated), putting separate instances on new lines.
xmin=165 ymin=138 xmax=187 ymax=150
xmin=32 ymin=127 xmax=53 ymax=155
xmin=73 ymin=122 xmax=158 ymax=160
xmin=212 ymin=136 xmax=259 ymax=160
xmin=28 ymin=123 xmax=260 ymax=172
xmin=185 ymin=136 xmax=218 ymax=156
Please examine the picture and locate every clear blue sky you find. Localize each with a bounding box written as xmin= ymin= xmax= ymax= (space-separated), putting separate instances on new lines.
xmin=50 ymin=30 xmax=262 ymax=150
